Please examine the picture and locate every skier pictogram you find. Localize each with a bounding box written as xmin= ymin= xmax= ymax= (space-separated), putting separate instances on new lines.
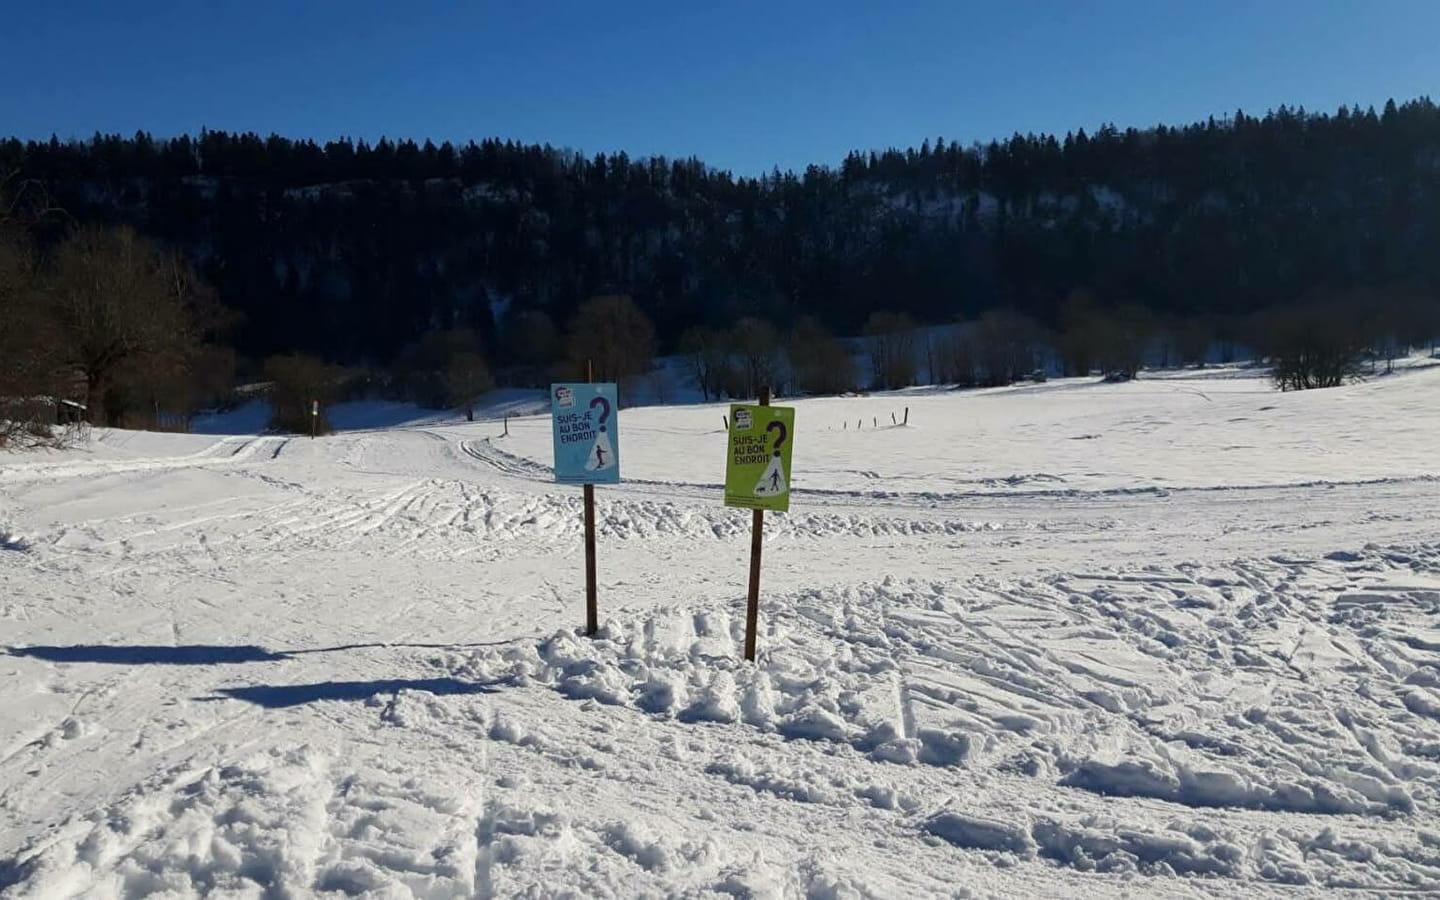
xmin=585 ymin=419 xmax=616 ymax=472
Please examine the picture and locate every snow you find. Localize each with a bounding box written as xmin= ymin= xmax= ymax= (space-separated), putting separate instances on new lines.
xmin=190 ymin=389 xmax=550 ymax=436
xmin=3 ymin=363 xmax=1440 ymax=896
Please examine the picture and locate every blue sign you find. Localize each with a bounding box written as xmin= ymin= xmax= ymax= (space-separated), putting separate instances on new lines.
xmin=550 ymin=383 xmax=620 ymax=484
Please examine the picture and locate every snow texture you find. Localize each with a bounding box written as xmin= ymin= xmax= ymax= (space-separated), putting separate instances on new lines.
xmin=3 ymin=360 xmax=1440 ymax=896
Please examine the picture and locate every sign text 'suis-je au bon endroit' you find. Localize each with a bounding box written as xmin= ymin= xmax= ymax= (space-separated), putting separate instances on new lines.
xmin=554 ymin=412 xmax=596 ymax=446
xmin=730 ymin=433 xmax=775 ymax=466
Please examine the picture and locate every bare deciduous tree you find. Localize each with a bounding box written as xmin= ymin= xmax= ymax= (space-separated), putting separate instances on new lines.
xmin=1056 ymin=290 xmax=1100 ymax=377
xmin=729 ymin=316 xmax=783 ymax=398
xmin=443 ymin=351 xmax=493 ymax=421
xmin=1376 ymin=284 xmax=1440 ymax=367
xmin=677 ymin=325 xmax=729 ymax=401
xmin=264 ymin=354 xmax=347 ymax=433
xmin=0 ymin=230 xmax=42 ymax=442
xmin=1261 ymin=295 xmax=1369 ymax=391
xmin=395 ymin=328 xmax=492 ymax=414
xmin=46 ymin=226 xmax=211 ymax=426
xmin=932 ymin=327 xmax=978 ymax=386
xmin=0 ymin=175 xmax=68 ymax=446
xmin=566 ymin=295 xmax=656 ymax=403
xmin=974 ymin=309 xmax=1040 ymax=386
xmin=1095 ymin=304 xmax=1155 ymax=380
xmin=788 ymin=316 xmax=856 ymax=395
xmin=862 ymin=311 xmax=918 ymax=390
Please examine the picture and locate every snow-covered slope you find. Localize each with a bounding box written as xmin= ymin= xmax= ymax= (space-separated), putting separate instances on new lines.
xmin=2 ymin=367 xmax=1439 ymax=896
xmin=501 ymin=363 xmax=1440 ymax=495
xmin=189 ymin=388 xmax=550 ymax=436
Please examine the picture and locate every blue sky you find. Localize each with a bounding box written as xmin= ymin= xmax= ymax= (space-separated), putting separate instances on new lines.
xmin=3 ymin=0 xmax=1438 ymax=174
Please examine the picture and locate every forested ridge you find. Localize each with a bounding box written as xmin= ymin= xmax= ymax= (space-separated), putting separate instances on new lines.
xmin=5 ymin=97 xmax=1439 ymax=367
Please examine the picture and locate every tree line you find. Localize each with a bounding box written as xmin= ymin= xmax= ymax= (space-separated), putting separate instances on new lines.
xmin=1 ymin=171 xmax=1432 ymax=447
xmin=669 ymin=290 xmax=1437 ymax=401
xmin=4 ymin=98 xmax=1440 ymax=442
xmin=2 ymin=98 xmax=1437 ymax=371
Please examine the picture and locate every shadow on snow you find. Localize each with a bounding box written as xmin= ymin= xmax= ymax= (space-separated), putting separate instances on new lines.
xmin=4 ymin=642 xmax=511 ymax=710
xmin=0 ymin=855 xmax=32 ymax=892
xmin=2 ymin=638 xmax=523 ymax=667
xmin=4 ymin=644 xmax=289 ymax=665
xmin=212 ymin=678 xmax=497 ymax=708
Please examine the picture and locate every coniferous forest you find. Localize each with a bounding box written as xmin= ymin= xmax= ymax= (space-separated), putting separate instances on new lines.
xmin=3 ymin=98 xmax=1439 ymax=431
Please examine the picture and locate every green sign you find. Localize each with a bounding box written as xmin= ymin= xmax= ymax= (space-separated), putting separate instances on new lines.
xmin=725 ymin=404 xmax=795 ymax=512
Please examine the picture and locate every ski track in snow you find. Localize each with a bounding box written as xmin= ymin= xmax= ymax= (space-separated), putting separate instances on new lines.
xmin=2 ymin=367 xmax=1440 ymax=896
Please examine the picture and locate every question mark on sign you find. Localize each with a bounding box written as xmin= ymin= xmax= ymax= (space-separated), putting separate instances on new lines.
xmin=590 ymin=395 xmax=612 ymax=432
xmin=766 ymin=420 xmax=787 ymax=457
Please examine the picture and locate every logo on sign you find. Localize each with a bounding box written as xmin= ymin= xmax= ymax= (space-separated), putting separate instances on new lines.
xmin=734 ymin=409 xmax=753 ymax=430
xmin=555 ymin=386 xmax=575 ymax=409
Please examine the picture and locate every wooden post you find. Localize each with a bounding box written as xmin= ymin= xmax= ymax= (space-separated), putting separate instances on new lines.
xmin=744 ymin=385 xmax=770 ymax=662
xmin=891 ymin=412 xmax=896 ymax=425
xmin=584 ymin=360 xmax=598 ymax=636
xmin=584 ymin=484 xmax=597 ymax=635
xmin=904 ymin=406 xmax=909 ymax=425
xmin=503 ymin=413 xmax=509 ymax=437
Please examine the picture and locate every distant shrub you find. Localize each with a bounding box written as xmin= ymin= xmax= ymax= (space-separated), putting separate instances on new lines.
xmin=1260 ymin=297 xmax=1368 ymax=391
xmin=264 ymin=354 xmax=346 ymax=434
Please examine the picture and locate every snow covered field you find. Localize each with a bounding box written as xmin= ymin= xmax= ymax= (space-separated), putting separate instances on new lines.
xmin=3 ymin=365 xmax=1440 ymax=897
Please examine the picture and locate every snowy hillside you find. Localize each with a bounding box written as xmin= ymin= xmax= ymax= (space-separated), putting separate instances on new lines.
xmin=3 ymin=366 xmax=1440 ymax=896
